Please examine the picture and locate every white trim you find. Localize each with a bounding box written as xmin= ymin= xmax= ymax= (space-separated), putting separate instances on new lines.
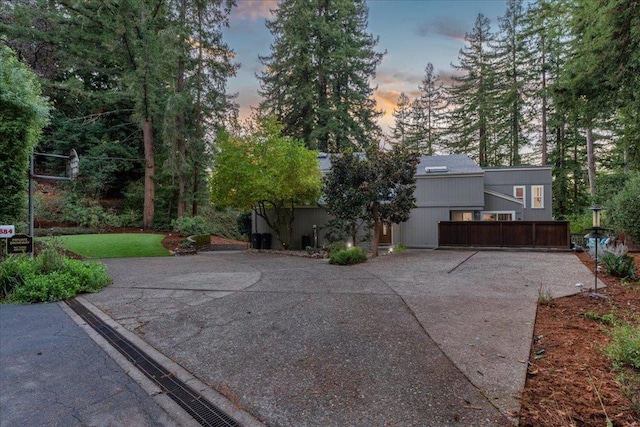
xmin=531 ymin=185 xmax=544 ymax=209
xmin=513 ymin=185 xmax=526 ymax=208
xmin=481 ymin=211 xmax=516 ymax=221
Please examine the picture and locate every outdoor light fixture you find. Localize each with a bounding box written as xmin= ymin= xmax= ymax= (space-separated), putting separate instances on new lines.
xmin=591 ymin=205 xmax=602 ymax=228
xmin=584 ymin=206 xmax=607 ymax=298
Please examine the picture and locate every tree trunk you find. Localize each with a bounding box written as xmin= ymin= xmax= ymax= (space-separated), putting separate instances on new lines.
xmin=586 ymin=126 xmax=596 ymax=196
xmin=371 ymin=203 xmax=380 ymax=257
xmin=142 ymin=118 xmax=155 ymax=229
xmin=176 ymin=63 xmax=187 ymax=217
xmin=540 ymin=38 xmax=548 ymax=165
xmin=176 ymin=0 xmax=187 ymax=218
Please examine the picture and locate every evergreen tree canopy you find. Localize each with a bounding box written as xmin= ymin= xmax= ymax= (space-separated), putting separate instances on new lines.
xmin=259 ymin=0 xmax=384 ymax=153
xmin=411 ymin=63 xmax=447 ymax=155
xmin=446 ymin=14 xmax=497 ymax=167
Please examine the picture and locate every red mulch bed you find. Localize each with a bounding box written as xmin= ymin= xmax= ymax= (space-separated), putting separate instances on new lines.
xmin=518 ymin=252 xmax=640 ymax=426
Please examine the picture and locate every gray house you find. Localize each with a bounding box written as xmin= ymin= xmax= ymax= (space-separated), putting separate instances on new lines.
xmin=254 ymin=154 xmax=553 ymax=249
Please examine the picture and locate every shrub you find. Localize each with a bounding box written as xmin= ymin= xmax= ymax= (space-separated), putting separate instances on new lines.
xmin=1 ymin=249 xmax=112 ymax=303
xmin=0 ymin=256 xmax=35 ymax=299
xmin=61 ymin=194 xmax=108 ymax=228
xmin=236 ymin=212 xmax=252 ymax=238
xmin=207 ymin=209 xmax=242 ymax=240
xmin=8 ymin=271 xmax=81 ymax=303
xmin=171 ymin=215 xmax=211 ymax=236
xmin=567 ymin=212 xmax=596 ymax=234
xmin=608 ymin=172 xmax=640 ymax=243
xmin=601 ymin=244 xmax=636 ymax=279
xmin=325 ymin=241 xmax=346 ymax=254
xmin=61 ymin=259 xmax=112 ymax=293
xmin=329 ymin=246 xmax=367 ymax=265
xmin=34 ymin=242 xmax=65 ymax=274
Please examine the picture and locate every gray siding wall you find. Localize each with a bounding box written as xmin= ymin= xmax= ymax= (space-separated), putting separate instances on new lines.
xmin=483 ymin=193 xmax=524 ymax=219
xmin=414 ymin=174 xmax=485 ymax=207
xmin=395 ymin=207 xmax=451 ymax=248
xmin=483 ymin=168 xmax=552 ymax=221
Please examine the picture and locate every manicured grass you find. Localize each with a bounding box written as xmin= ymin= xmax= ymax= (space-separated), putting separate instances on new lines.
xmin=52 ymin=233 xmax=170 ymax=258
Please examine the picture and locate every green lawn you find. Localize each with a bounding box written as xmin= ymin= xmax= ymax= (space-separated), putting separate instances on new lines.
xmin=53 ymin=233 xmax=170 ymax=258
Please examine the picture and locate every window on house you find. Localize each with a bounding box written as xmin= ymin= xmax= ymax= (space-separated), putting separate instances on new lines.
xmin=513 ymin=186 xmax=526 ymax=208
xmin=531 ymin=185 xmax=544 ymax=209
xmin=481 ymin=211 xmax=515 ymax=221
xmin=450 ymin=211 xmax=474 ymax=221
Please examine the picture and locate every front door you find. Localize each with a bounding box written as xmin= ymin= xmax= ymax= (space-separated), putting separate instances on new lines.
xmin=379 ymin=222 xmax=392 ymax=245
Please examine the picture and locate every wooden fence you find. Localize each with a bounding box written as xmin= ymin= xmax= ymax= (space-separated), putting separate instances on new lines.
xmin=438 ymin=221 xmax=570 ymax=249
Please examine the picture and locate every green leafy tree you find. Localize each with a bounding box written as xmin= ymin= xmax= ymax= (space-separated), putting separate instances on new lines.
xmin=322 ymin=152 xmax=371 ymax=245
xmin=0 ymin=44 xmax=50 ymax=227
xmin=607 ymin=172 xmax=640 ymax=243
xmin=209 ymin=118 xmax=322 ymax=248
xmin=258 ymin=0 xmax=384 ymax=152
xmin=323 ymin=145 xmax=419 ymax=257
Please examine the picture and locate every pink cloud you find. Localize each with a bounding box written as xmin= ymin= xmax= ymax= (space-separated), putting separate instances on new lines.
xmin=232 ymin=0 xmax=278 ymax=21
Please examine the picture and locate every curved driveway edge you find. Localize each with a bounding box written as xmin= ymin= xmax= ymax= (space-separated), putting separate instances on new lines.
xmin=82 ymin=250 xmax=597 ymax=426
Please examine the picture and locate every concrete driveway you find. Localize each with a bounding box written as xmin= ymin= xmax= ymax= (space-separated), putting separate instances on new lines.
xmin=80 ymin=249 xmax=596 ymax=426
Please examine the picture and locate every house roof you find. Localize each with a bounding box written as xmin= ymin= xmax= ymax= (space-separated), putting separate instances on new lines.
xmin=318 ymin=153 xmax=483 ymax=176
xmin=415 ymin=154 xmax=483 ymax=176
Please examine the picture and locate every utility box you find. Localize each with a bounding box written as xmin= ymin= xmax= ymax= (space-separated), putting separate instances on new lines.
xmin=251 ymin=233 xmax=262 ymax=249
xmin=261 ymin=233 xmax=272 ymax=250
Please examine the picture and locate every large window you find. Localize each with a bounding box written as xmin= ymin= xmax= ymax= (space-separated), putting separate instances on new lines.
xmin=531 ymin=185 xmax=544 ymax=209
xmin=513 ymin=186 xmax=526 ymax=208
xmin=451 ymin=211 xmax=474 ymax=221
xmin=481 ymin=211 xmax=515 ymax=221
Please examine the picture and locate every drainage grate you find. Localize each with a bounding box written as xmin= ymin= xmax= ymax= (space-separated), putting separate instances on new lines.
xmin=66 ymin=298 xmax=241 ymax=427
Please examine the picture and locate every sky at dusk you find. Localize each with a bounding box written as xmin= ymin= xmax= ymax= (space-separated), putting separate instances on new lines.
xmin=224 ymin=0 xmax=511 ymax=133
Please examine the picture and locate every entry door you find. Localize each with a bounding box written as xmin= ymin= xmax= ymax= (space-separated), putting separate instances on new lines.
xmin=379 ymin=222 xmax=392 ymax=245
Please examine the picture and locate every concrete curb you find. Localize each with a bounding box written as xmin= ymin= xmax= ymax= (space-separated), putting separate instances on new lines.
xmin=62 ymin=297 xmax=267 ymax=427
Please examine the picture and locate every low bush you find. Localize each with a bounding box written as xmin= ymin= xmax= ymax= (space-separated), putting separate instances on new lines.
xmin=9 ymin=271 xmax=81 ymax=302
xmin=0 ymin=252 xmax=112 ymax=304
xmin=329 ymin=246 xmax=367 ymax=265
xmin=0 ymin=256 xmax=34 ymax=299
xmin=172 ymin=215 xmax=211 ymax=236
xmin=236 ymin=212 xmax=252 ymax=238
xmin=325 ymin=241 xmax=346 ymax=254
xmin=601 ymin=244 xmax=636 ymax=279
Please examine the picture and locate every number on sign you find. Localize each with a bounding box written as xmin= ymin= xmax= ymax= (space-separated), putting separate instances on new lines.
xmin=0 ymin=225 xmax=15 ymax=238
